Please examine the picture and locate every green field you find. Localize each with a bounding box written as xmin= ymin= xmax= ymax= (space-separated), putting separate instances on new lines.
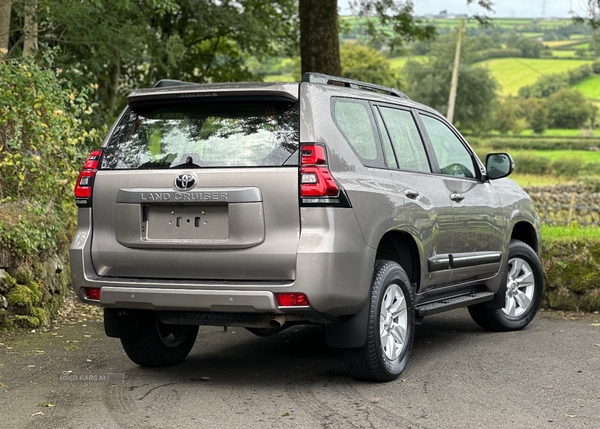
xmin=511 ymin=173 xmax=573 ymax=187
xmin=517 ymin=128 xmax=600 ymax=137
xmin=571 ymin=43 xmax=591 ymax=50
xmin=544 ymin=40 xmax=580 ymax=48
xmin=263 ymin=74 xmax=295 ymax=82
xmin=509 ymin=149 xmax=600 ymax=163
xmin=550 ymin=49 xmax=577 ymax=58
xmin=573 ymin=75 xmax=600 ymax=100
xmin=476 ymin=58 xmax=594 ymax=96
xmin=522 ymin=32 xmax=544 ymax=39
xmin=389 ymin=55 xmax=426 ymax=71
xmin=542 ymin=224 xmax=600 ymax=239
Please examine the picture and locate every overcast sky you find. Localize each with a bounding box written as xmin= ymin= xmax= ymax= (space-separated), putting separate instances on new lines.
xmin=339 ymin=1 xmax=590 ymax=19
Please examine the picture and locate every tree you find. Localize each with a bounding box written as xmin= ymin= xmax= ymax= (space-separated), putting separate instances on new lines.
xmin=572 ymin=1 xmax=600 ymax=29
xmin=300 ymin=0 xmax=340 ymax=75
xmin=590 ymin=30 xmax=600 ymax=56
xmin=518 ymin=74 xmax=569 ymax=98
xmin=340 ymin=43 xmax=397 ymax=87
xmin=37 ymin=0 xmax=298 ymax=124
xmin=493 ymin=97 xmax=521 ymax=134
xmin=0 ymin=0 xmax=10 ymax=54
xmin=530 ymin=104 xmax=548 ymax=135
xmin=299 ymin=0 xmax=494 ymax=76
xmin=505 ymin=32 xmax=542 ymax=58
xmin=545 ymin=89 xmax=594 ymax=129
xmin=23 ymin=0 xmax=38 ymax=55
xmin=349 ymin=0 xmax=436 ymax=53
xmin=402 ymin=33 xmax=498 ymax=132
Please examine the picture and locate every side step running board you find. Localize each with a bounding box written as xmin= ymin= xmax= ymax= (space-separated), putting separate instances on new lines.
xmin=415 ymin=291 xmax=494 ymax=318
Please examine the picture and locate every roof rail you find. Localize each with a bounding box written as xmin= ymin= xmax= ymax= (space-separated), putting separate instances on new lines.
xmin=152 ymin=79 xmax=197 ymax=88
xmin=302 ymin=72 xmax=410 ymax=100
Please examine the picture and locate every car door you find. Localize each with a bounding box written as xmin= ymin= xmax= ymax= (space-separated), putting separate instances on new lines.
xmin=417 ymin=112 xmax=505 ymax=284
xmin=373 ymin=104 xmax=455 ymax=291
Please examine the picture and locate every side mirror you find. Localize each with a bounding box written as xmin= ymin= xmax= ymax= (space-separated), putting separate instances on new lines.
xmin=485 ymin=153 xmax=514 ymax=180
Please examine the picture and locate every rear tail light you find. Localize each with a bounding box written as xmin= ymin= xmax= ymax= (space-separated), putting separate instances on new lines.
xmin=276 ymin=292 xmax=310 ymax=307
xmin=300 ymin=144 xmax=350 ymax=207
xmin=75 ymin=149 xmax=103 ymax=207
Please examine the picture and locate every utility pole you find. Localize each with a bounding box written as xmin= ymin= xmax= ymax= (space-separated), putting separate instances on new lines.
xmin=447 ymin=19 xmax=464 ymax=124
xmin=542 ymin=0 xmax=546 ymax=18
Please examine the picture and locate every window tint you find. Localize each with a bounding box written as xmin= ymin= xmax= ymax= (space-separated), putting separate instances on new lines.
xmin=332 ymin=98 xmax=384 ymax=168
xmin=378 ymin=107 xmax=430 ymax=173
xmin=419 ymin=114 xmax=477 ymax=179
xmin=101 ymin=99 xmax=299 ymax=170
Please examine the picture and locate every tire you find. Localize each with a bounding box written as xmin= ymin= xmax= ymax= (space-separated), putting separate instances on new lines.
xmin=121 ymin=311 xmax=199 ymax=367
xmin=468 ymin=240 xmax=543 ymax=332
xmin=342 ymin=260 xmax=415 ymax=382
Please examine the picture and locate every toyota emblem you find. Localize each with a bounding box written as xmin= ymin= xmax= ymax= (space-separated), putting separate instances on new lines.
xmin=174 ymin=173 xmax=197 ymax=191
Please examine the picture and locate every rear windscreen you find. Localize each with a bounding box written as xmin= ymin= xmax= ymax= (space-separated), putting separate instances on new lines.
xmin=101 ymin=98 xmax=300 ymax=170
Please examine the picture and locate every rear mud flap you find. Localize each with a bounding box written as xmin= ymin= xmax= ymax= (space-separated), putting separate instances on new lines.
xmin=104 ymin=308 xmax=138 ymax=339
xmin=325 ymin=300 xmax=369 ymax=349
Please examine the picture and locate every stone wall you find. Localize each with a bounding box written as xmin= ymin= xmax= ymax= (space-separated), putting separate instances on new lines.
xmin=522 ymin=185 xmax=600 ymax=311
xmin=525 ymin=184 xmax=600 ymax=225
xmin=0 ymin=248 xmax=69 ymax=330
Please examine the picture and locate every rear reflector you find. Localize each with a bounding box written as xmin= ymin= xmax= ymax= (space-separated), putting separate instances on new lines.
xmin=276 ymin=293 xmax=310 ymax=307
xmin=85 ymin=287 xmax=101 ymax=301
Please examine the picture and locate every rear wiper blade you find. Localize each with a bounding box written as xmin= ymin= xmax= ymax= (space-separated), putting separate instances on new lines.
xmin=170 ymin=155 xmax=203 ymax=169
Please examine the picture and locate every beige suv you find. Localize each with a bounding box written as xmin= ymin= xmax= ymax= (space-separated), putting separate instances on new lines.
xmin=70 ymin=73 xmax=543 ymax=382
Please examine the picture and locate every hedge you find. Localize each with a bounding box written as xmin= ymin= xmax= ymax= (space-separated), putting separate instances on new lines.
xmin=486 ymin=137 xmax=600 ymax=151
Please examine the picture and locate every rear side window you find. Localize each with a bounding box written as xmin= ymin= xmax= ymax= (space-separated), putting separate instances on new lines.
xmin=101 ymin=99 xmax=299 ymax=169
xmin=377 ymin=107 xmax=431 ymax=173
xmin=332 ymin=98 xmax=384 ymax=168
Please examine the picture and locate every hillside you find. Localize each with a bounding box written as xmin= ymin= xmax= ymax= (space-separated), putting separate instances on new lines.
xmin=475 ymin=58 xmax=595 ymax=96
xmin=264 ymin=16 xmax=598 ymax=102
xmin=573 ymin=75 xmax=600 ymax=100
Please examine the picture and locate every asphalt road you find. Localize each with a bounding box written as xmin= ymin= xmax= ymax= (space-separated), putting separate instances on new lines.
xmin=1 ymin=308 xmax=599 ymax=429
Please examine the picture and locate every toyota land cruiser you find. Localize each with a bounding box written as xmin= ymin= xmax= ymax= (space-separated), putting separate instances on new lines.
xmin=70 ymin=73 xmax=543 ymax=382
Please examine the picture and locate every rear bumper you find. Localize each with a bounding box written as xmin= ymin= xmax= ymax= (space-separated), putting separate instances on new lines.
xmin=97 ymin=286 xmax=280 ymax=313
xmin=70 ymin=207 xmax=375 ymax=317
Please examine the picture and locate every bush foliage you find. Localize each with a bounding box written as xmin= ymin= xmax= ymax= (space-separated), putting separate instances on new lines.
xmin=542 ymin=233 xmax=600 ymax=311
xmin=0 ymin=55 xmax=101 ymax=257
xmin=511 ymin=154 xmax=552 ymax=175
xmin=486 ymin=137 xmax=600 ymax=151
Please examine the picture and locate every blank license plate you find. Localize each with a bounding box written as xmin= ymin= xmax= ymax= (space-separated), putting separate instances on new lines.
xmin=146 ymin=205 xmax=229 ymax=240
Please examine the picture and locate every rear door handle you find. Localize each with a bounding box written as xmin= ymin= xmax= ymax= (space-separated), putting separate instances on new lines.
xmin=450 ymin=192 xmax=465 ymax=202
xmin=404 ymin=189 xmax=420 ymax=199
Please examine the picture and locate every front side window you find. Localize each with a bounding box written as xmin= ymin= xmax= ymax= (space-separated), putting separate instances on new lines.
xmin=419 ymin=114 xmax=477 ymax=179
xmin=102 ymin=99 xmax=299 ymax=169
